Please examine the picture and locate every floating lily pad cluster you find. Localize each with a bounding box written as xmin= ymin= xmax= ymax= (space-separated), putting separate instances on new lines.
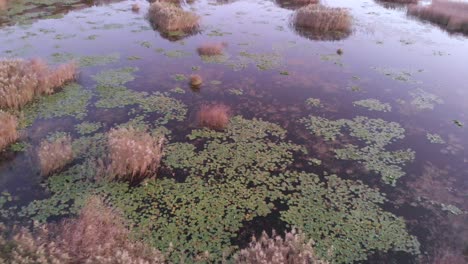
xmin=353 ymin=98 xmax=391 ymax=112
xmin=426 ymin=133 xmax=445 ymax=144
xmin=409 ymin=88 xmax=443 ymax=110
xmin=301 ymin=115 xmax=414 ymax=185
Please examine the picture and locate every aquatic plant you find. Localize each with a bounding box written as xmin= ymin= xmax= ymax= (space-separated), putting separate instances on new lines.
xmin=379 ymin=0 xmax=418 ymax=4
xmin=104 ymin=127 xmax=165 ymax=183
xmin=281 ymin=172 xmax=420 ymax=263
xmin=409 ymin=88 xmax=443 ymax=110
xmin=75 ymin=121 xmax=102 ymax=135
xmin=38 ymin=134 xmax=73 ymax=176
xmin=300 ymin=116 xmax=347 ymax=141
xmin=353 ymin=98 xmax=392 ymax=112
xmin=426 ymin=133 xmax=445 ymax=144
xmin=276 ymin=0 xmax=319 ymax=9
xmin=2 ymin=196 xmax=165 ymax=263
xmin=0 ymin=111 xmax=18 ymax=151
xmin=306 ymin=97 xmax=322 ymax=107
xmin=408 ymin=1 xmax=468 ymax=35
xmin=148 ymin=2 xmax=200 ymax=33
xmin=189 ymin=74 xmax=203 ymax=86
xmin=197 ymin=42 xmax=226 ymax=56
xmin=0 ymin=58 xmax=77 ymax=110
xmin=293 ymin=5 xmax=352 ymax=40
xmin=196 ymin=104 xmax=230 ymax=130
xmin=234 ymin=229 xmax=328 ymax=264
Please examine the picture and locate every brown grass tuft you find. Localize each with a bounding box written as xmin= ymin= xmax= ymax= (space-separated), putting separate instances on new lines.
xmin=148 ymin=2 xmax=200 ymax=33
xmin=408 ymin=1 xmax=468 ymax=34
xmin=294 ymin=5 xmax=352 ymax=40
xmin=234 ymin=229 xmax=329 ymax=264
xmin=189 ymin=74 xmax=203 ymax=86
xmin=38 ymin=134 xmax=73 ymax=176
xmin=276 ymin=0 xmax=319 ymax=9
xmin=0 ymin=58 xmax=77 ymax=110
xmin=132 ymin=3 xmax=140 ymax=12
xmin=0 ymin=111 xmax=19 ymax=151
xmin=379 ymin=0 xmax=418 ymax=4
xmin=0 ymin=0 xmax=7 ymax=11
xmin=197 ymin=104 xmax=230 ymax=130
xmin=0 ymin=196 xmax=165 ymax=263
xmin=197 ymin=42 xmax=227 ymax=56
xmin=106 ymin=126 xmax=165 ymax=182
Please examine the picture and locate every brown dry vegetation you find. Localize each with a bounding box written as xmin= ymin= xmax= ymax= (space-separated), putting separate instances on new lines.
xmin=131 ymin=3 xmax=140 ymax=12
xmin=0 ymin=58 xmax=77 ymax=110
xmin=0 ymin=196 xmax=165 ymax=263
xmin=0 ymin=0 xmax=6 ymax=11
xmin=197 ymin=42 xmax=227 ymax=56
xmin=106 ymin=126 xmax=165 ymax=182
xmin=190 ymin=74 xmax=203 ymax=86
xmin=148 ymin=2 xmax=200 ymax=33
xmin=379 ymin=0 xmax=417 ymax=4
xmin=294 ymin=5 xmax=352 ymax=40
xmin=276 ymin=0 xmax=319 ymax=9
xmin=197 ymin=104 xmax=230 ymax=130
xmin=408 ymin=1 xmax=468 ymax=34
xmin=234 ymin=229 xmax=328 ymax=264
xmin=38 ymin=134 xmax=73 ymax=176
xmin=0 ymin=111 xmax=18 ymax=151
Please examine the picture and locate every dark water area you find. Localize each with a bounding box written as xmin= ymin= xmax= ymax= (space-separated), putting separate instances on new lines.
xmin=0 ymin=0 xmax=467 ymax=262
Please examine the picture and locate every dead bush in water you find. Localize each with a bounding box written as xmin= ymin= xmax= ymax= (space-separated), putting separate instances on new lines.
xmin=105 ymin=126 xmax=165 ymax=182
xmin=189 ymin=74 xmax=203 ymax=86
xmin=148 ymin=2 xmax=200 ymax=33
xmin=197 ymin=104 xmax=230 ymax=130
xmin=0 ymin=58 xmax=77 ymax=110
xmin=0 ymin=111 xmax=19 ymax=151
xmin=234 ymin=229 xmax=329 ymax=264
xmin=408 ymin=1 xmax=468 ymax=34
xmin=293 ymin=5 xmax=352 ymax=40
xmin=38 ymin=134 xmax=73 ymax=176
xmin=0 ymin=196 xmax=165 ymax=263
xmin=197 ymin=42 xmax=227 ymax=56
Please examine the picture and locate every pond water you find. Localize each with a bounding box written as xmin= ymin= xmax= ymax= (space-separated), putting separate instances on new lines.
xmin=0 ymin=0 xmax=467 ymax=263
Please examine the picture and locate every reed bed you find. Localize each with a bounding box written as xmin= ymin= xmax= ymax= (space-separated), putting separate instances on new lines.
xmin=408 ymin=1 xmax=468 ymax=34
xmin=0 ymin=111 xmax=19 ymax=151
xmin=38 ymin=134 xmax=73 ymax=176
xmin=197 ymin=104 xmax=230 ymax=130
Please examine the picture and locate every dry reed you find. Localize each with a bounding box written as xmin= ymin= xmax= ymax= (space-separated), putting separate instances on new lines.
xmin=189 ymin=74 xmax=203 ymax=86
xmin=408 ymin=1 xmax=468 ymax=34
xmin=0 ymin=111 xmax=19 ymax=151
xmin=197 ymin=42 xmax=227 ymax=56
xmin=197 ymin=104 xmax=230 ymax=130
xmin=106 ymin=126 xmax=165 ymax=182
xmin=148 ymin=2 xmax=200 ymax=33
xmin=379 ymin=0 xmax=418 ymax=4
xmin=0 ymin=196 xmax=165 ymax=263
xmin=0 ymin=58 xmax=77 ymax=110
xmin=234 ymin=229 xmax=328 ymax=264
xmin=294 ymin=5 xmax=352 ymax=40
xmin=38 ymin=134 xmax=73 ymax=176
xmin=132 ymin=3 xmax=140 ymax=12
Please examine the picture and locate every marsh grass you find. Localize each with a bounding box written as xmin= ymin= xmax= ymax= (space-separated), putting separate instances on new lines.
xmin=0 ymin=58 xmax=77 ymax=110
xmin=408 ymin=1 xmax=468 ymax=34
xmin=197 ymin=42 xmax=227 ymax=56
xmin=0 ymin=111 xmax=18 ymax=151
xmin=189 ymin=74 xmax=203 ymax=86
xmin=293 ymin=5 xmax=352 ymax=40
xmin=38 ymin=134 xmax=73 ymax=176
xmin=276 ymin=0 xmax=319 ymax=9
xmin=197 ymin=104 xmax=230 ymax=130
xmin=105 ymin=126 xmax=165 ymax=182
xmin=234 ymin=229 xmax=328 ymax=264
xmin=148 ymin=2 xmax=200 ymax=33
xmin=131 ymin=3 xmax=140 ymax=12
xmin=378 ymin=0 xmax=417 ymax=4
xmin=0 ymin=196 xmax=165 ymax=263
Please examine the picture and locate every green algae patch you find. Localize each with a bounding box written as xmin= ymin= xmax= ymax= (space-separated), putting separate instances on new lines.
xmin=21 ymin=83 xmax=92 ymax=127
xmin=409 ymin=88 xmax=443 ymax=110
xmin=281 ymin=172 xmax=420 ymax=263
xmin=51 ymin=53 xmax=120 ymax=67
xmin=301 ymin=116 xmax=414 ymax=185
xmin=75 ymin=122 xmax=103 ymax=135
xmin=353 ymin=98 xmax=391 ymax=112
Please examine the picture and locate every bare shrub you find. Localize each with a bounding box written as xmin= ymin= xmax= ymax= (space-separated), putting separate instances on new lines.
xmin=234 ymin=229 xmax=328 ymax=264
xmin=197 ymin=42 xmax=227 ymax=56
xmin=197 ymin=104 xmax=230 ymax=130
xmin=148 ymin=2 xmax=200 ymax=33
xmin=408 ymin=1 xmax=468 ymax=34
xmin=0 ymin=196 xmax=165 ymax=263
xmin=38 ymin=134 xmax=73 ymax=176
xmin=0 ymin=111 xmax=18 ymax=151
xmin=293 ymin=5 xmax=352 ymax=40
xmin=106 ymin=127 xmax=165 ymax=182
xmin=189 ymin=74 xmax=203 ymax=86
xmin=0 ymin=58 xmax=77 ymax=110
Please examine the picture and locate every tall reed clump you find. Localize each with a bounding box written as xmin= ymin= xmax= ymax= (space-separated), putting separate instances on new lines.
xmin=293 ymin=5 xmax=352 ymax=40
xmin=234 ymin=229 xmax=329 ymax=264
xmin=0 ymin=111 xmax=19 ymax=151
xmin=197 ymin=42 xmax=227 ymax=56
xmin=0 ymin=58 xmax=77 ymax=110
xmin=408 ymin=1 xmax=468 ymax=34
xmin=106 ymin=126 xmax=165 ymax=182
xmin=38 ymin=134 xmax=73 ymax=176
xmin=197 ymin=104 xmax=230 ymax=130
xmin=148 ymin=1 xmax=200 ymax=33
xmin=0 ymin=196 xmax=165 ymax=263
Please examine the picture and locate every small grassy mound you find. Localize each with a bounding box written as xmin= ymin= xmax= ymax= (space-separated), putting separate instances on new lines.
xmin=148 ymin=2 xmax=199 ymax=34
